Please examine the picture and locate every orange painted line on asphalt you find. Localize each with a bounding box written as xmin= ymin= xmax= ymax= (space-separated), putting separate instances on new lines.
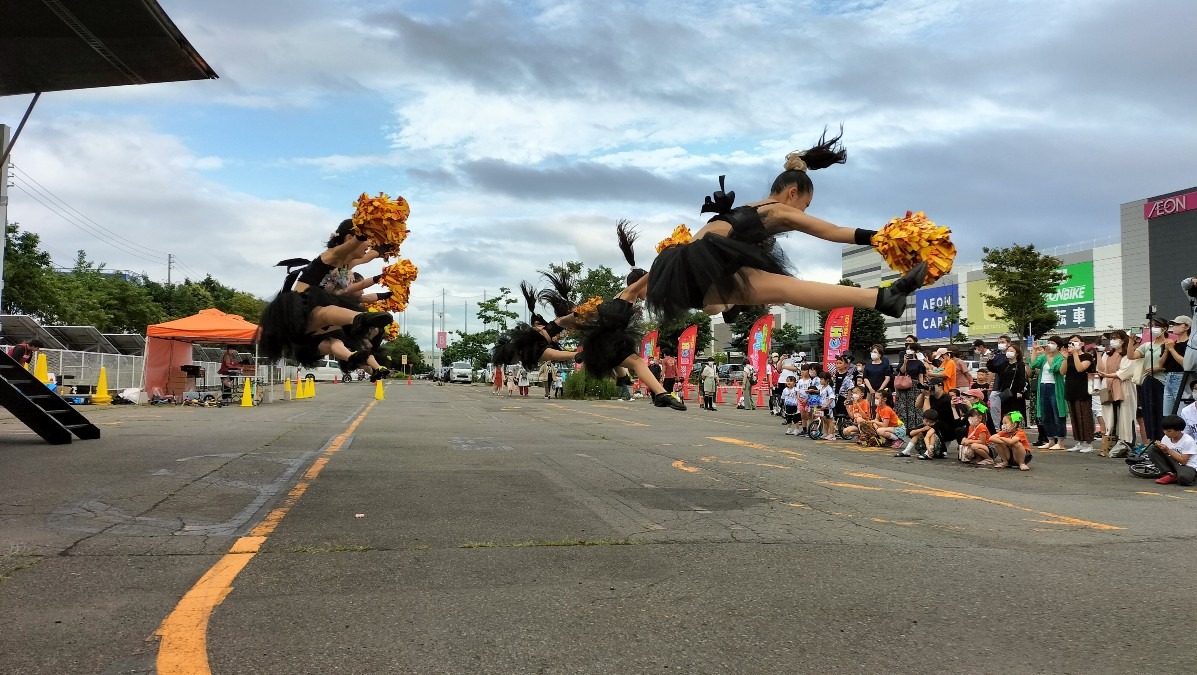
xmin=816 ymin=481 xmax=884 ymax=491
xmin=697 ymin=455 xmax=791 ymax=470
xmin=672 ymin=459 xmax=700 ymax=473
xmin=708 ymin=437 xmax=807 ymax=461
xmin=843 ymin=471 xmax=1123 ymax=531
xmin=154 ymin=401 xmax=378 ymax=675
xmin=546 ymin=403 xmax=649 ymax=427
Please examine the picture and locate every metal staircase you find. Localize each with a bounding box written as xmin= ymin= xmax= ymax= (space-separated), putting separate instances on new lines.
xmin=0 ymin=351 xmax=100 ymax=444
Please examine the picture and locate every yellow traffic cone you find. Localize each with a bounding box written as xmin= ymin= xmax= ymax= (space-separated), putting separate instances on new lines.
xmin=33 ymin=353 xmax=49 ymax=384
xmin=284 ymin=375 xmax=292 ymax=399
xmin=91 ymin=367 xmax=112 ymax=405
xmin=374 ymin=379 xmax=385 ymax=400
xmin=307 ymin=378 xmax=316 ymax=398
xmin=296 ymin=375 xmax=307 ymax=399
xmin=240 ymin=378 xmax=254 ymax=407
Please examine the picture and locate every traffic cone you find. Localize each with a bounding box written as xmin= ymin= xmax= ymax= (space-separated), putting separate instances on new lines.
xmin=284 ymin=376 xmax=292 ymax=399
xmin=716 ymin=384 xmax=725 ymax=405
xmin=91 ymin=367 xmax=112 ymax=405
xmin=374 ymin=379 xmax=385 ymax=400
xmin=736 ymin=383 xmax=743 ymax=402
xmin=306 ymin=378 xmax=316 ymax=398
xmin=295 ymin=375 xmax=307 ymax=399
xmin=406 ymin=374 xmax=412 ymax=386
xmin=34 ymin=353 xmax=49 ymax=384
xmin=333 ymin=374 xmax=339 ymax=384
xmin=756 ymin=383 xmax=765 ymax=408
xmin=240 ymin=378 xmax=254 ymax=407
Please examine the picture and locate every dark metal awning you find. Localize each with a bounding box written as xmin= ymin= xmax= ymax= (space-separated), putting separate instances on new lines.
xmin=0 ymin=0 xmax=218 ymax=97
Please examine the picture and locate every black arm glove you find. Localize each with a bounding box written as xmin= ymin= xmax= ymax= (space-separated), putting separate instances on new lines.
xmin=376 ymin=291 xmax=393 ymax=301
xmin=854 ymin=228 xmax=878 ymax=246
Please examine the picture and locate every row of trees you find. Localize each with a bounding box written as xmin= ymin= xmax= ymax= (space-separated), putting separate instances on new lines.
xmin=3 ymin=224 xmax=268 ymax=333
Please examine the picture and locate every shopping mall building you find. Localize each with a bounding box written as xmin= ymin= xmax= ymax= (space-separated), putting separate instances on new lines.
xmin=841 ymin=185 xmax=1197 ymax=349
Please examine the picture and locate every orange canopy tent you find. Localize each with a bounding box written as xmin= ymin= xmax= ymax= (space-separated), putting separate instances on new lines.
xmin=143 ymin=309 xmax=258 ymax=397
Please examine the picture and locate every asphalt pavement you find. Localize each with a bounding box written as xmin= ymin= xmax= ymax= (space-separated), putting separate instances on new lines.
xmin=1 ymin=380 xmax=1194 ymax=674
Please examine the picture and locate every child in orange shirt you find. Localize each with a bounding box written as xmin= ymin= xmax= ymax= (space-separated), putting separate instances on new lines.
xmin=992 ymin=411 xmax=1033 ymax=471
xmin=872 ymin=390 xmax=907 ymax=448
xmin=960 ymin=406 xmax=993 ymax=465
xmin=841 ymin=386 xmax=872 ymax=438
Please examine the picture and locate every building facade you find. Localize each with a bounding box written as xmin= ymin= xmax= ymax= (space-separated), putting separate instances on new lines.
xmin=1120 ymin=186 xmax=1197 ymax=327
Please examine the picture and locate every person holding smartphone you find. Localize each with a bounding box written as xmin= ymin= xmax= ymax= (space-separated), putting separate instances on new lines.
xmin=1128 ymin=317 xmax=1169 ymax=444
xmin=895 ymin=344 xmax=926 ymax=430
xmin=1160 ymin=316 xmax=1190 ymax=415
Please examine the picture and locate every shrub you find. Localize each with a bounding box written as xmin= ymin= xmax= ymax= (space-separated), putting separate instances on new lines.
xmin=562 ymin=370 xmax=617 ymax=400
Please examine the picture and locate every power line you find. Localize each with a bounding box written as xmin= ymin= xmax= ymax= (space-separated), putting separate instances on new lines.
xmin=10 ymin=164 xmax=173 ymax=257
xmin=11 ymin=182 xmax=168 ymax=266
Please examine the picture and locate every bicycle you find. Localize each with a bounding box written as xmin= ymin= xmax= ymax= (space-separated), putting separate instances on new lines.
xmin=807 ymin=408 xmax=856 ymax=441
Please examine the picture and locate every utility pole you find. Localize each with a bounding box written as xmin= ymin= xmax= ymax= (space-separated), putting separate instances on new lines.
xmin=167 ymin=253 xmax=174 ymax=284
xmin=430 ymin=299 xmax=436 ymax=369
xmin=464 ymin=300 xmax=467 ymax=334
xmin=0 ymin=124 xmax=9 ymax=316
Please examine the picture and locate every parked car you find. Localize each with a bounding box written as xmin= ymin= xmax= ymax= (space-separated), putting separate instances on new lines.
xmin=717 ymin=363 xmax=746 ymax=384
xmin=297 ymin=356 xmax=346 ymax=382
xmin=449 ymin=361 xmax=473 ymax=383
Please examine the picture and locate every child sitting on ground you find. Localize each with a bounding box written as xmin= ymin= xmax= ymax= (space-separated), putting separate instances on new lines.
xmin=1147 ymin=415 xmax=1197 ymax=486
xmin=991 ymin=411 xmax=1033 ymax=471
xmin=899 ymin=408 xmax=945 ymax=460
xmin=872 ymin=389 xmax=907 ymax=449
xmin=841 ymin=386 xmax=872 ymax=439
xmin=960 ymin=406 xmax=993 ymax=465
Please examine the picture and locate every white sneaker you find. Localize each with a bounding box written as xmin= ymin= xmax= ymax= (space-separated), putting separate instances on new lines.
xmin=1078 ymin=442 xmax=1093 ymax=453
xmin=1051 ymin=442 xmax=1068 ymax=451
xmin=785 ymin=429 xmax=796 ymax=435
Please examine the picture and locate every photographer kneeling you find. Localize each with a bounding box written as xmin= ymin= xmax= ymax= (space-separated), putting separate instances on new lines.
xmin=1146 ymin=415 xmax=1197 ymax=486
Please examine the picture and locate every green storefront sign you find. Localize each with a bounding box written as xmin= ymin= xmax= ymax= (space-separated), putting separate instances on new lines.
xmin=1045 ymin=262 xmax=1093 ymax=307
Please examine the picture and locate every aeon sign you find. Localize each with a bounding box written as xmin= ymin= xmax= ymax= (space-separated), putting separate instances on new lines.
xmin=1144 ymin=190 xmax=1197 ymax=219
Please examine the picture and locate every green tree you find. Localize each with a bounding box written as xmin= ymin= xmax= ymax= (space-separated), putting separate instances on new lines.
xmin=477 ymin=287 xmax=521 ymax=332
xmin=574 ymin=265 xmax=625 ymax=302
xmin=981 ymin=244 xmax=1068 ymax=339
xmin=441 ymin=329 xmax=499 ymax=369
xmin=771 ymin=323 xmax=806 ymax=354
xmin=226 ymin=291 xmax=267 ymax=323
xmin=96 ymin=274 xmax=166 ymax=332
xmin=2 ymin=223 xmax=64 ymax=322
xmin=934 ymin=303 xmax=972 ymax=345
xmin=382 ymin=332 xmax=429 ymax=373
xmin=816 ymin=279 xmax=887 ymax=360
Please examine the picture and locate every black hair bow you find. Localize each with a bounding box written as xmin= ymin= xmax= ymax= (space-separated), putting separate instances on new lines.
xmin=700 ymin=175 xmax=736 ymax=215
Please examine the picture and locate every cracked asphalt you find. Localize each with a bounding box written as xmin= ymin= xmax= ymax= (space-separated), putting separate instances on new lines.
xmin=1 ymin=381 xmax=1194 ymax=674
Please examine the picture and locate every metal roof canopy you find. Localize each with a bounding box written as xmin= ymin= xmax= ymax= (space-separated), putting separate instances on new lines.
xmin=45 ymin=325 xmax=119 ymax=353
xmin=0 ymin=314 xmax=67 ymax=350
xmin=102 ymin=333 xmax=146 ymax=355
xmin=0 ymin=0 xmax=218 ymax=167
xmin=0 ymin=0 xmax=218 ymax=97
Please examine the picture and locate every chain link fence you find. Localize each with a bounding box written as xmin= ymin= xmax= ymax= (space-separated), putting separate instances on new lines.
xmin=41 ymin=349 xmax=145 ymax=392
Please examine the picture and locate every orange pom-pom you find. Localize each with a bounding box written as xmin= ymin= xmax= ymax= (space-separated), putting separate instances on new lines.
xmin=351 ymin=192 xmax=410 ymax=259
xmin=655 ymin=224 xmax=693 ymax=253
xmin=872 ymin=211 xmax=955 ymax=284
xmin=572 ymin=295 xmax=604 ymax=320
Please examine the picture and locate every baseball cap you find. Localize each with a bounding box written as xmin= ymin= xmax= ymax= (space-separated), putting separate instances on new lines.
xmin=933 ymin=347 xmax=949 ymax=358
xmin=797 ymin=351 xmax=806 ymax=358
xmin=1170 ymin=315 xmax=1192 ymax=327
xmin=771 ymin=352 xmax=779 ymax=357
xmin=965 ymin=388 xmax=984 ymax=399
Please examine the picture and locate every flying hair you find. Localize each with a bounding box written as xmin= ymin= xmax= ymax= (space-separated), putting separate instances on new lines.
xmin=537 ymin=267 xmax=577 ymax=318
xmin=519 ymin=281 xmax=538 ymax=313
xmin=616 ymin=219 xmax=638 ymax=267
xmin=770 ymin=125 xmax=847 ymax=195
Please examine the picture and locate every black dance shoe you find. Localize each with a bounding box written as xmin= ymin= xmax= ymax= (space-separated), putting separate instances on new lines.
xmin=370 ymin=367 xmax=390 ymax=383
xmin=348 ymin=311 xmax=393 ymax=337
xmin=721 ymin=306 xmax=742 ymax=324
xmin=344 ymin=350 xmax=370 ymax=370
xmin=652 ymin=392 xmax=687 ymax=411
xmin=875 ymin=261 xmax=929 ymax=318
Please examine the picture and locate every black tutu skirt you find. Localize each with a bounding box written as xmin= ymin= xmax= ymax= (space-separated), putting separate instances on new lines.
xmin=256 ymin=286 xmax=364 ymax=367
xmin=577 ymin=299 xmax=643 ymax=377
xmin=493 ymin=323 xmax=552 ymax=369
xmin=645 ymin=222 xmax=790 ymax=320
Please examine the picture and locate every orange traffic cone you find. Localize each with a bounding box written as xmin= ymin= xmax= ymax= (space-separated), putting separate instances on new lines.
xmin=736 ymin=383 xmax=743 ymax=401
xmin=333 ymin=374 xmax=339 ymax=384
xmin=715 ymin=384 xmax=724 ymax=405
xmin=407 ymin=374 xmax=412 ymax=386
xmin=756 ymin=383 xmax=765 ymax=408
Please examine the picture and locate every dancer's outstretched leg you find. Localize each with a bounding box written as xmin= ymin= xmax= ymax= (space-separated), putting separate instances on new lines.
xmin=620 ymin=354 xmax=686 ymax=411
xmin=308 ymin=306 xmax=393 ymax=335
xmin=708 ymin=262 xmax=927 ymax=318
xmin=541 ymin=348 xmax=578 ymax=363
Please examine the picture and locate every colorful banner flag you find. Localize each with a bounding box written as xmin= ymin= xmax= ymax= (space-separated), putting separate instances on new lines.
xmin=436 ymin=331 xmax=448 ymax=349
xmin=747 ymin=314 xmax=773 ymax=389
xmin=677 ymin=325 xmax=698 ymax=398
xmin=641 ymin=330 xmax=659 ymax=362
xmin=822 ymin=308 xmax=854 ymax=372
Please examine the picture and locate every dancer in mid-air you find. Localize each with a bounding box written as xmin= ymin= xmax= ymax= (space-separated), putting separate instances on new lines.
xmin=644 ymin=129 xmax=933 ymax=324
xmin=491 ymin=283 xmax=578 ymax=370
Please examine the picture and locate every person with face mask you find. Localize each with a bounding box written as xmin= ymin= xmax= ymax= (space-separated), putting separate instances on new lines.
xmin=862 ymin=343 xmax=892 ymax=396
xmin=896 ymin=341 xmax=926 ymax=429
xmin=1061 ymin=334 xmax=1096 ymax=452
xmin=1128 ymin=318 xmax=1169 ymax=444
xmin=1160 ymin=316 xmax=1190 ymax=415
xmin=917 ymin=376 xmax=957 ymax=457
xmin=1030 ymin=337 xmax=1068 ymax=449
xmin=1095 ymin=332 xmax=1127 ymax=456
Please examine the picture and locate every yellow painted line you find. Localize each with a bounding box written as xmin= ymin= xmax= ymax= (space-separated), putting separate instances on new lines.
xmin=843 ymin=471 xmax=1123 ymax=531
xmin=1135 ymin=491 xmax=1162 ymax=496
xmin=708 ymin=437 xmax=806 ymax=461
xmin=785 ymin=502 xmax=810 ymax=509
xmin=697 ymin=455 xmax=791 ymax=470
xmin=672 ymin=459 xmax=700 ymax=473
xmin=154 ymin=401 xmax=378 ymax=675
xmin=816 ymin=481 xmax=885 ymax=491
xmin=546 ymin=403 xmax=649 ymax=427
xmin=871 ymin=517 xmax=918 ymax=527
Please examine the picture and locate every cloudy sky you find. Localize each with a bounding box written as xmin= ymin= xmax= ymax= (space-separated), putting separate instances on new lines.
xmin=2 ymin=0 xmax=1194 ymax=353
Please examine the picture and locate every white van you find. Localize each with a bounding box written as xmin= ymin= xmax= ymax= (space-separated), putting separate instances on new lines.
xmin=297 ymin=356 xmax=347 ymax=382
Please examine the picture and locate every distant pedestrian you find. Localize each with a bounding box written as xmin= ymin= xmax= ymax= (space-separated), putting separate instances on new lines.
xmin=554 ymin=370 xmax=565 ymax=398
xmin=10 ymin=339 xmax=44 ymax=370
xmin=661 ymin=354 xmax=678 ymax=394
xmin=701 ymin=360 xmax=718 ymax=411
xmin=493 ymin=366 xmax=504 ymax=396
xmin=517 ymin=366 xmax=530 ymax=397
xmin=741 ymin=363 xmax=757 ymax=410
xmin=539 ymin=361 xmax=553 ymax=399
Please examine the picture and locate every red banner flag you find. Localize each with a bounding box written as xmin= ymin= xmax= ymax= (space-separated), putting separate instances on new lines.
xmin=822 ymin=308 xmax=854 ymax=372
xmin=747 ymin=314 xmax=773 ymax=386
xmin=641 ymin=330 xmax=659 ymax=362
xmin=677 ymin=325 xmax=698 ymax=398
